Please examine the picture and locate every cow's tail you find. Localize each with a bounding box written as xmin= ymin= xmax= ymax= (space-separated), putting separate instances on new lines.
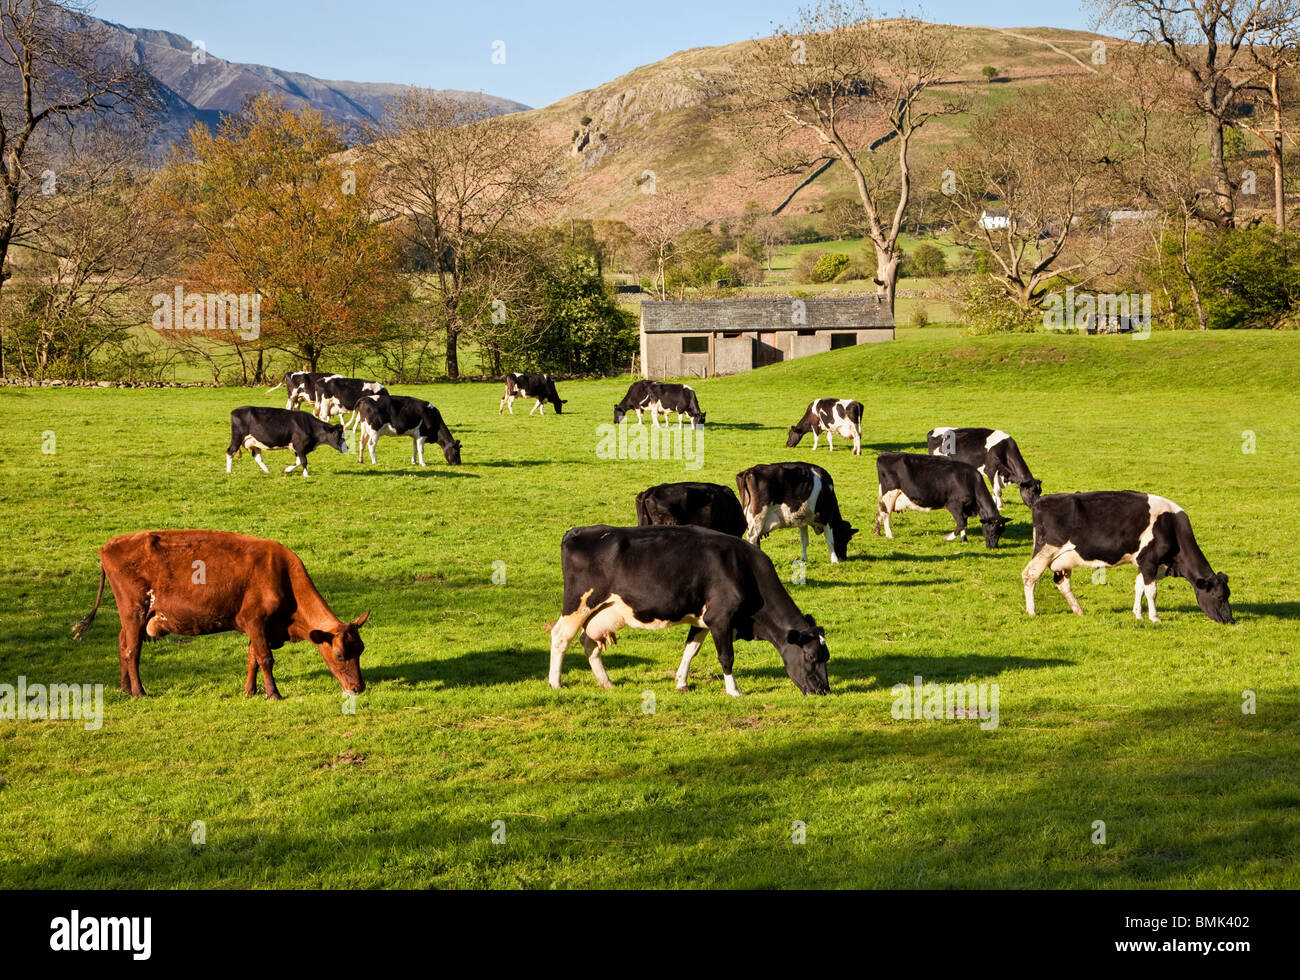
xmin=71 ymin=566 xmax=107 ymax=639
xmin=735 ymin=472 xmax=753 ymax=515
xmin=634 ymin=491 xmax=650 ymax=527
xmin=265 ymin=381 xmax=284 ymax=393
xmin=848 ymin=401 xmax=864 ymax=430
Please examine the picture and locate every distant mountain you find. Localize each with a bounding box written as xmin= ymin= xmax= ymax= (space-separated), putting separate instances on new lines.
xmin=93 ymin=16 xmax=529 ymax=150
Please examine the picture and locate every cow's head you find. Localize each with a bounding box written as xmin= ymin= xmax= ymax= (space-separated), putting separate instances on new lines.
xmin=309 ymin=610 xmax=370 ymax=694
xmin=551 ymin=397 xmax=567 ymax=414
xmin=980 ymin=515 xmax=1010 ymax=548
xmin=613 ymin=404 xmax=627 ymax=424
xmin=326 ymin=423 xmax=350 ymax=457
xmin=779 ymin=614 xmax=829 ymax=695
xmin=1018 ymin=479 xmax=1043 ymax=507
xmin=832 ymin=520 xmax=859 ymax=561
xmin=443 ymin=439 xmax=462 ymax=465
xmin=785 ymin=427 xmax=805 ymax=448
xmin=1193 ymin=571 xmax=1234 ymax=624
xmin=691 ymin=412 xmax=706 ymax=430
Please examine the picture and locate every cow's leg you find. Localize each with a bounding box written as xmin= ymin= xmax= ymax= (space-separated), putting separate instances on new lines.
xmin=1132 ymin=573 xmax=1145 ymax=620
xmin=548 ymin=614 xmax=583 ymax=689
xmin=252 ymin=451 xmax=270 ymax=474
xmin=991 ymin=474 xmax=1004 ymax=511
xmin=117 ymin=611 xmax=147 ymax=696
xmin=811 ymin=429 xmax=819 ymax=451
xmin=799 ymin=525 xmax=810 ymax=563
xmin=826 ymin=431 xmax=834 ymax=452
xmin=245 ymin=627 xmax=282 ymax=700
xmin=824 ymin=525 xmax=838 ymax=564
xmin=944 ymin=505 xmax=968 ymax=542
xmin=226 ymin=453 xmax=233 ymax=473
xmin=416 ymin=436 xmax=427 ymax=466
xmin=498 ymin=393 xmax=507 ymax=414
xmin=579 ymin=632 xmax=615 ymax=690
xmin=676 ymin=626 xmax=708 ymax=691
xmin=852 ymin=430 xmax=861 ymax=456
xmin=1143 ymin=577 xmax=1160 ymax=623
xmin=1021 ymin=544 xmax=1062 ymax=615
xmin=712 ymin=626 xmax=742 ymax=697
xmin=874 ymin=490 xmax=899 ymax=538
xmin=1054 ymin=569 xmax=1083 ymax=615
xmin=245 ymin=647 xmax=259 ymax=696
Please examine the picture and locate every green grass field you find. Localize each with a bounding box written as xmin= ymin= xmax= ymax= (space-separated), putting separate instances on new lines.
xmin=2 ymin=331 xmax=1298 ymax=888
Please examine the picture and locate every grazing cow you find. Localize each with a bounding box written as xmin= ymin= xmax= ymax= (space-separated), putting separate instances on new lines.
xmin=635 ymin=482 xmax=747 ymax=538
xmin=787 ymin=399 xmax=864 ymax=455
xmin=355 ymin=393 xmax=462 ymax=466
xmin=613 ymin=379 xmax=658 ymax=425
xmin=874 ymin=451 xmax=1009 ymax=548
xmin=71 ymin=530 xmax=370 ymax=698
xmin=500 ymin=373 xmax=566 ymax=416
xmin=613 ymin=380 xmax=705 ymax=429
xmin=312 ymin=375 xmax=388 ymax=429
xmin=1022 ymin=491 xmax=1233 ymax=623
xmin=549 ymin=525 xmax=829 ymax=696
xmin=267 ymin=370 xmax=330 ymax=412
xmin=736 ymin=462 xmax=858 ymax=564
xmin=927 ymin=426 xmax=1042 ymax=509
xmin=645 ymin=382 xmax=705 ymax=429
xmin=226 ymin=406 xmax=349 ymax=478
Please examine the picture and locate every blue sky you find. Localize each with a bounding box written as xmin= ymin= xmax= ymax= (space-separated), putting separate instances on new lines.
xmin=92 ymin=1 xmax=1091 ymax=108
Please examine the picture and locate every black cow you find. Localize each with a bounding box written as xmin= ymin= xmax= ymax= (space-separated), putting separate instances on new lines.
xmin=313 ymin=375 xmax=387 ymax=428
xmin=613 ymin=379 xmax=658 ymax=425
xmin=355 ymin=393 xmax=462 ymax=466
xmin=226 ymin=406 xmax=349 ymax=478
xmin=549 ymin=525 xmax=829 ymax=696
xmin=1023 ymin=491 xmax=1233 ymax=623
xmin=267 ymin=371 xmax=330 ymax=412
xmin=927 ymin=426 xmax=1042 ymax=509
xmin=787 ymin=398 xmax=864 ymax=455
xmin=500 ymin=373 xmax=566 ymax=416
xmin=736 ymin=462 xmax=858 ymax=564
xmin=635 ymin=482 xmax=747 ymax=538
xmin=874 ymin=451 xmax=1009 ymax=548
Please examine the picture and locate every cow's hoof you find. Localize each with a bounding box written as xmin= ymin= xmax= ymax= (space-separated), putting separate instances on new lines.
xmin=598 ymin=680 xmax=614 ymax=690
xmin=548 ymin=681 xmax=562 ymax=691
xmin=1149 ymin=616 xmax=1161 ymax=624
xmin=676 ymin=683 xmax=690 ymax=692
xmin=266 ymin=692 xmax=284 ymax=701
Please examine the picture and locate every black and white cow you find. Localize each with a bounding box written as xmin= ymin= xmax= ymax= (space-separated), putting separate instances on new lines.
xmin=312 ymin=375 xmax=388 ymax=429
xmin=500 ymin=373 xmax=566 ymax=416
xmin=736 ymin=462 xmax=858 ymax=564
xmin=1022 ymin=491 xmax=1233 ymax=623
xmin=226 ymin=406 xmax=349 ymax=478
xmin=874 ymin=451 xmax=1009 ymax=548
xmin=355 ymin=394 xmax=462 ymax=466
xmin=613 ymin=379 xmax=658 ymax=425
xmin=646 ymin=382 xmax=705 ymax=429
xmin=267 ymin=371 xmax=330 ymax=412
xmin=549 ymin=524 xmax=830 ymax=696
xmin=635 ymin=482 xmax=747 ymax=538
xmin=787 ymin=399 xmax=864 ymax=455
xmin=613 ymin=380 xmax=705 ymax=429
xmin=927 ymin=426 xmax=1042 ymax=509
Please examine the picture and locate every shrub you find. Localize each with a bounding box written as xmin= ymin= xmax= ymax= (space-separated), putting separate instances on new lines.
xmin=909 ymin=243 xmax=948 ymax=278
xmin=959 ymin=278 xmax=1041 ymax=335
xmin=810 ymin=252 xmax=852 ymax=283
xmin=793 ymin=249 xmax=827 ymax=284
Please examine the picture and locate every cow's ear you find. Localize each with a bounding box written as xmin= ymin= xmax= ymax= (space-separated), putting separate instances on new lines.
xmin=352 ymin=610 xmax=371 ymax=628
xmin=1217 ymin=572 xmax=1229 ymax=585
xmin=309 ymin=629 xmax=333 ymax=645
xmin=803 ymin=613 xmax=817 ymax=628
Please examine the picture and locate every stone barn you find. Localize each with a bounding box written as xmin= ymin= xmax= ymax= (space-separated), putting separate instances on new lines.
xmin=639 ymin=297 xmax=894 ymax=380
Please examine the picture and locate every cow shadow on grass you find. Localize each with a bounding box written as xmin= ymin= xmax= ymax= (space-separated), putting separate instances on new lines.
xmin=470 ymin=460 xmax=558 ymax=469
xmin=1230 ymin=601 xmax=1300 ymax=621
xmin=776 ymin=652 xmax=1074 ymax=692
xmin=863 ymin=441 xmax=927 ymax=454
xmin=868 ymin=546 xmax=1006 ymax=561
xmin=341 ymin=469 xmax=480 ymax=479
xmin=366 ymin=647 xmax=653 ymax=689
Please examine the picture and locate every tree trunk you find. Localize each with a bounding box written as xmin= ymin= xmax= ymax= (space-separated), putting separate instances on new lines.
xmin=445 ymin=325 xmax=460 ymax=379
xmin=873 ymin=247 xmax=900 ymax=317
xmin=1207 ymin=111 xmax=1236 ymax=228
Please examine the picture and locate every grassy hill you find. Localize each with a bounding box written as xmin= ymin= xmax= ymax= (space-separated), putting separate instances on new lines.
xmin=521 ymin=25 xmax=1108 ymax=223
xmin=2 ymin=331 xmax=1296 ymax=888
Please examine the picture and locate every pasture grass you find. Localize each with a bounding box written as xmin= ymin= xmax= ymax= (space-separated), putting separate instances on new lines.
xmin=1 ymin=331 xmax=1297 ymax=888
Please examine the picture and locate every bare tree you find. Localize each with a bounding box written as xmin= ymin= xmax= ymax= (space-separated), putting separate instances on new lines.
xmin=731 ymin=4 xmax=960 ymax=313
xmin=1091 ymin=0 xmax=1266 ymax=228
xmin=1242 ymin=0 xmax=1300 ymax=226
xmin=626 ymin=190 xmax=697 ymax=300
xmin=946 ymin=79 xmax=1126 ymax=310
xmin=363 ymin=91 xmax=564 ymax=378
xmin=0 ymin=1 xmax=156 ymax=301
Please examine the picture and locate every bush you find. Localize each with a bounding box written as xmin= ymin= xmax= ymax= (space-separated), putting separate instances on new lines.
xmin=810 ymin=252 xmax=852 ymax=283
xmin=959 ymin=278 xmax=1041 ymax=335
xmin=721 ymin=254 xmax=764 ymax=286
xmin=910 ymin=303 xmax=930 ymax=327
xmin=793 ymin=249 xmax=827 ymax=284
xmin=908 ymin=243 xmax=948 ymax=278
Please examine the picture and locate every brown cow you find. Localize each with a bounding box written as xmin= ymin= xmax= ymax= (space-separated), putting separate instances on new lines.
xmin=71 ymin=530 xmax=370 ymax=699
